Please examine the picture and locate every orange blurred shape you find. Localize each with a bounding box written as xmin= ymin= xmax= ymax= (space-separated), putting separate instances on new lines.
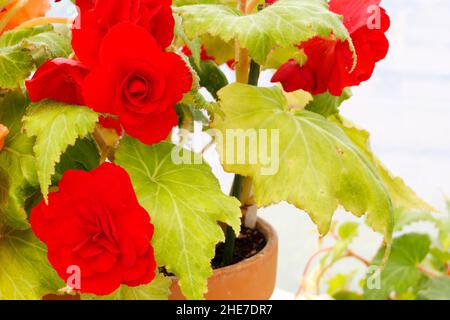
xmin=0 ymin=124 xmax=8 ymax=151
xmin=0 ymin=0 xmax=51 ymax=32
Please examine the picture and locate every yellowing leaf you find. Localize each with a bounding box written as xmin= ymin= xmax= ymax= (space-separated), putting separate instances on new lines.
xmin=175 ymin=0 xmax=353 ymax=65
xmin=214 ymin=84 xmax=393 ymax=239
xmin=332 ymin=116 xmax=435 ymax=212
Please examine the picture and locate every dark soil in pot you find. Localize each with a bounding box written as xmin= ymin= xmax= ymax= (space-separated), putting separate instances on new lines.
xmin=212 ymin=226 xmax=267 ymax=268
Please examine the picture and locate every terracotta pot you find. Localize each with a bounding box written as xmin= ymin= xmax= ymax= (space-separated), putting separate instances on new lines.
xmin=169 ymin=218 xmax=278 ymax=300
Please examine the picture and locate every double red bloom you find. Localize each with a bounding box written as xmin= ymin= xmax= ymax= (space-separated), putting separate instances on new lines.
xmin=26 ymin=0 xmax=192 ymax=145
xmin=83 ymin=23 xmax=192 ymax=144
xmin=31 ymin=164 xmax=156 ymax=295
xmin=72 ymin=0 xmax=174 ymax=67
xmin=272 ymin=0 xmax=390 ymax=96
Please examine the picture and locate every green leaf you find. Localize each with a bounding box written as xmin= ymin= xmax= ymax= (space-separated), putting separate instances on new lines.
xmin=265 ymin=45 xmax=306 ymax=69
xmin=0 ymin=228 xmax=65 ymax=299
xmin=333 ymin=290 xmax=363 ymax=300
xmin=319 ymin=222 xmax=359 ymax=271
xmin=429 ymin=247 xmax=450 ymax=272
xmin=333 ymin=116 xmax=435 ymax=212
xmin=23 ymin=100 xmax=98 ymax=200
xmin=116 ymin=138 xmax=241 ymax=300
xmin=84 ymin=273 xmax=171 ymax=300
xmin=214 ymin=84 xmax=393 ymax=239
xmin=190 ymin=57 xmax=228 ymax=100
xmin=173 ymin=12 xmax=202 ymax=67
xmin=53 ymin=137 xmax=100 ymax=184
xmin=0 ymin=25 xmax=54 ymax=47
xmin=394 ymin=208 xmax=436 ymax=232
xmin=0 ymin=46 xmax=33 ymax=89
xmin=437 ymin=217 xmax=450 ymax=251
xmin=417 ymin=277 xmax=450 ymax=300
xmin=0 ymin=91 xmax=37 ymax=229
xmin=364 ymin=233 xmax=431 ymax=300
xmin=393 ymin=208 xmax=450 ymax=251
xmin=327 ymin=272 xmax=357 ymax=296
xmin=23 ymin=25 xmax=72 ymax=66
xmin=338 ymin=221 xmax=359 ymax=240
xmin=305 ymin=88 xmax=352 ymax=118
xmin=0 ymin=24 xmax=71 ymax=89
xmin=201 ymin=35 xmax=235 ymax=65
xmin=175 ymin=0 xmax=353 ymax=65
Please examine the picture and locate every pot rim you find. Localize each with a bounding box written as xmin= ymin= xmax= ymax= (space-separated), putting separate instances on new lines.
xmin=170 ymin=217 xmax=278 ymax=279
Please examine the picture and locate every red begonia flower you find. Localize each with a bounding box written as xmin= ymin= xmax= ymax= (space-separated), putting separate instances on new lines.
xmin=72 ymin=0 xmax=174 ymax=67
xmin=0 ymin=124 xmax=8 ymax=151
xmin=83 ymin=22 xmax=192 ymax=145
xmin=26 ymin=58 xmax=89 ymax=105
xmin=272 ymin=0 xmax=390 ymax=96
xmin=31 ymin=163 xmax=156 ymax=295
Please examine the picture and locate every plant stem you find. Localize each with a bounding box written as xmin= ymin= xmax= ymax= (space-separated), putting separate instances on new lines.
xmin=235 ymin=0 xmax=249 ymax=83
xmin=417 ymin=265 xmax=444 ymax=278
xmin=221 ymin=175 xmax=244 ymax=266
xmin=221 ymin=62 xmax=260 ymax=265
xmin=235 ymin=45 xmax=250 ymax=84
xmin=16 ymin=17 xmax=71 ymax=29
xmin=248 ymin=59 xmax=261 ymax=86
xmin=245 ymin=0 xmax=261 ymax=14
xmin=221 ymin=0 xmax=260 ymax=267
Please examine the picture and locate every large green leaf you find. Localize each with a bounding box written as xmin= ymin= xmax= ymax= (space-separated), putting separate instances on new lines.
xmin=23 ymin=100 xmax=98 ymax=200
xmin=0 ymin=24 xmax=71 ymax=89
xmin=0 ymin=228 xmax=65 ymax=299
xmin=175 ymin=0 xmax=353 ymax=65
xmin=364 ymin=233 xmax=431 ymax=300
xmin=0 ymin=91 xmax=37 ymax=229
xmin=116 ymin=138 xmax=241 ymax=300
xmin=333 ymin=116 xmax=435 ymax=212
xmin=214 ymin=84 xmax=393 ymax=238
xmin=84 ymin=273 xmax=172 ymax=300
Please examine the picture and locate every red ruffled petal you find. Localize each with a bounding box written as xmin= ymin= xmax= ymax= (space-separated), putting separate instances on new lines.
xmin=272 ymin=0 xmax=390 ymax=96
xmin=30 ymin=163 xmax=156 ymax=295
xmin=26 ymin=58 xmax=89 ymax=105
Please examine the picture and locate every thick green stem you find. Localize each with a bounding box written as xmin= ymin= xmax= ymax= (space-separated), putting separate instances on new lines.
xmin=221 ymin=60 xmax=261 ymax=267
xmin=222 ymin=175 xmax=244 ymax=266
xmin=248 ymin=60 xmax=261 ymax=86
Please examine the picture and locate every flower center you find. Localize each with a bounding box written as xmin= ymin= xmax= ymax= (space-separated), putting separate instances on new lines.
xmin=121 ymin=73 xmax=154 ymax=112
xmin=73 ymin=209 xmax=119 ymax=258
xmin=126 ymin=76 xmax=149 ymax=101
